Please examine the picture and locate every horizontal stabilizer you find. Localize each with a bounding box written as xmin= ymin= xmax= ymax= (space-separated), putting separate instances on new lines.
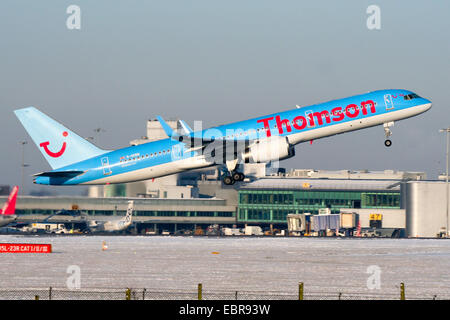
xmin=33 ymin=170 xmax=85 ymax=178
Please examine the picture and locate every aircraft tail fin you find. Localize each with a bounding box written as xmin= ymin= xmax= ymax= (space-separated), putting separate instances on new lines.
xmin=178 ymin=120 xmax=193 ymax=135
xmin=125 ymin=200 xmax=134 ymax=223
xmin=14 ymin=107 xmax=109 ymax=169
xmin=1 ymin=186 xmax=19 ymax=216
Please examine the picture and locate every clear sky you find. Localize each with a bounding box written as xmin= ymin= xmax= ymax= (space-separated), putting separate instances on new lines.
xmin=1 ymin=1 xmax=449 ymax=195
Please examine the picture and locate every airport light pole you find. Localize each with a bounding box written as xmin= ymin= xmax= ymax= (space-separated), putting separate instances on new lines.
xmin=440 ymin=128 xmax=450 ymax=237
xmin=20 ymin=140 xmax=29 ymax=195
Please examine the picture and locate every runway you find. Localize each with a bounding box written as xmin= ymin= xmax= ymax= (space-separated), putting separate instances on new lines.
xmin=1 ymin=235 xmax=449 ymax=299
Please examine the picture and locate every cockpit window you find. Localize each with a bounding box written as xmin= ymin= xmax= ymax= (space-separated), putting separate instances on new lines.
xmin=404 ymin=93 xmax=420 ymax=100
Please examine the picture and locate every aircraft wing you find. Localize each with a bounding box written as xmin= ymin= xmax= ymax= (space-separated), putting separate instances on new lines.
xmin=157 ymin=116 xmax=261 ymax=171
xmin=156 ymin=116 xmax=258 ymax=145
xmin=156 ymin=116 xmax=210 ymax=144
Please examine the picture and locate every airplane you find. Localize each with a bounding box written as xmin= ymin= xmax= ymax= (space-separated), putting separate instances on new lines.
xmin=14 ymin=89 xmax=431 ymax=186
xmin=0 ymin=186 xmax=19 ymax=227
xmin=88 ymin=200 xmax=134 ymax=232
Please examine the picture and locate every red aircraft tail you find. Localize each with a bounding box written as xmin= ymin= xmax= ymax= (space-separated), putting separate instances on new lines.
xmin=0 ymin=186 xmax=19 ymax=216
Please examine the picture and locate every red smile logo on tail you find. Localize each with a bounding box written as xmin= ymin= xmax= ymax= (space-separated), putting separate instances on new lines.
xmin=39 ymin=131 xmax=68 ymax=158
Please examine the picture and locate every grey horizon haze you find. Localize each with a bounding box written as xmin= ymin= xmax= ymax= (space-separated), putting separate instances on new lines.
xmin=0 ymin=1 xmax=449 ymax=195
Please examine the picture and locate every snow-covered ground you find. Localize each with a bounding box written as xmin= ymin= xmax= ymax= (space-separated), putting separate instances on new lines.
xmin=1 ymin=235 xmax=449 ymax=299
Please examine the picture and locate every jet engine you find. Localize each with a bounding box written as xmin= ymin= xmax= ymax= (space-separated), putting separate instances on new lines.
xmin=243 ymin=136 xmax=295 ymax=163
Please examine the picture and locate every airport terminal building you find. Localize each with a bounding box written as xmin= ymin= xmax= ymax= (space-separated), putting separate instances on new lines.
xmin=10 ymin=196 xmax=236 ymax=234
xmin=237 ymin=178 xmax=401 ymax=224
xmin=3 ymin=121 xmax=448 ymax=237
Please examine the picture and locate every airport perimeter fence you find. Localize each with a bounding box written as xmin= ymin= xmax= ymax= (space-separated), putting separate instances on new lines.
xmin=0 ymin=283 xmax=449 ymax=300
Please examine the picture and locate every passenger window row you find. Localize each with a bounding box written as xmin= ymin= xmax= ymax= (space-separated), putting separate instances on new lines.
xmin=119 ymin=149 xmax=171 ymax=163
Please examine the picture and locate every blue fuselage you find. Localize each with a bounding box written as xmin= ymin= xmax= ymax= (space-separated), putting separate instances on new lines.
xmin=34 ymin=89 xmax=431 ymax=185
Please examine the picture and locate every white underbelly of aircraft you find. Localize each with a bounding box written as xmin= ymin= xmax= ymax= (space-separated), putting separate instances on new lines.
xmin=85 ymin=155 xmax=213 ymax=185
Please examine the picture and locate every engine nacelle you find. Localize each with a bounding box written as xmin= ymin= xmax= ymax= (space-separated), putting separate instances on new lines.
xmin=243 ymin=136 xmax=295 ymax=163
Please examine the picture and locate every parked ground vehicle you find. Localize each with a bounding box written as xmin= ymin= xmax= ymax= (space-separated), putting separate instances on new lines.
xmin=244 ymin=226 xmax=263 ymax=236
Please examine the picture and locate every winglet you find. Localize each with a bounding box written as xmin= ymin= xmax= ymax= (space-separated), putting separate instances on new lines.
xmin=178 ymin=120 xmax=193 ymax=135
xmin=156 ymin=116 xmax=176 ymax=139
